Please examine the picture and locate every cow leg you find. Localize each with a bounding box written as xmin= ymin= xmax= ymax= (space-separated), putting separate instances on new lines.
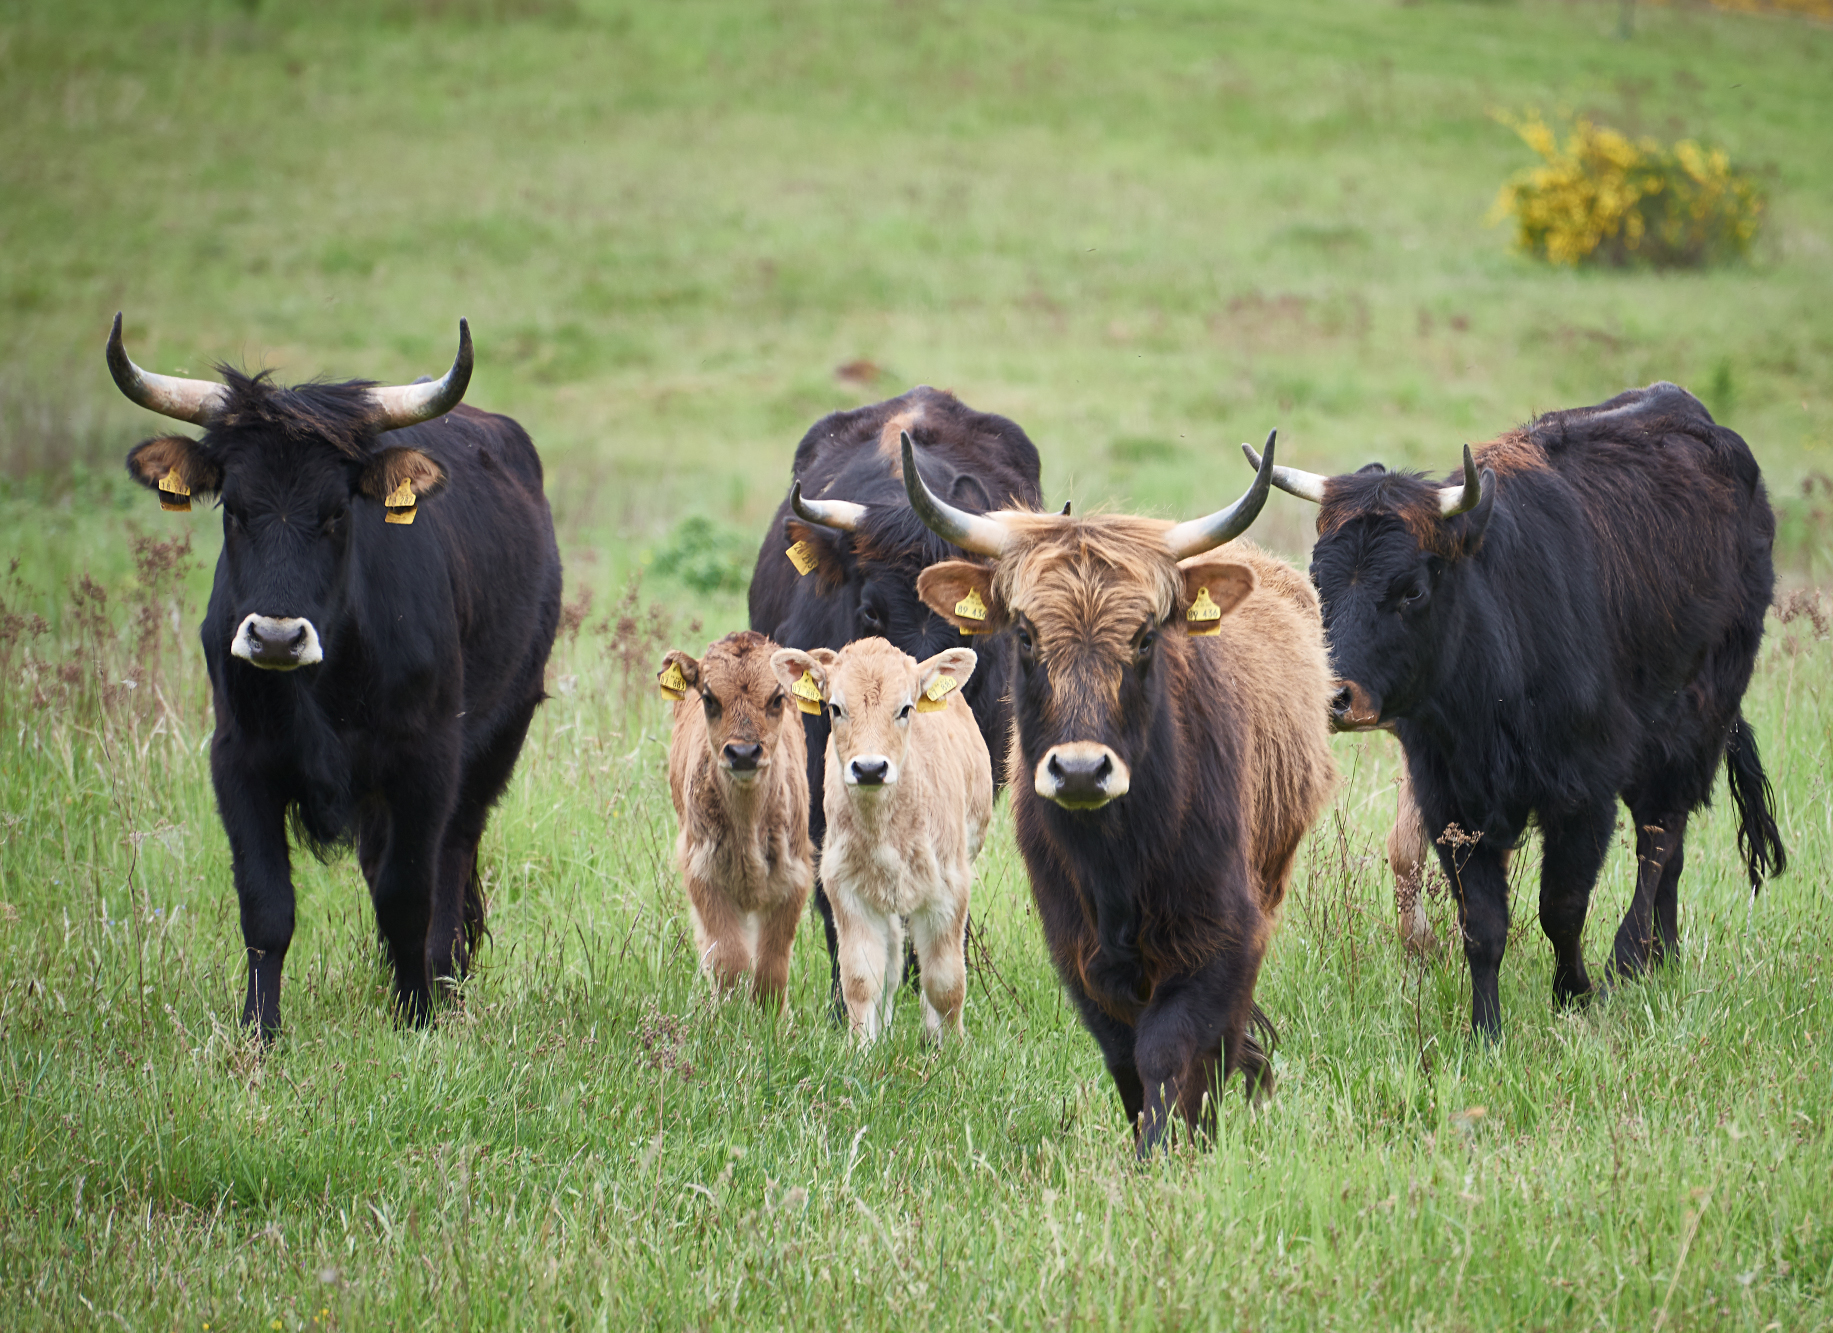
xmin=1133 ymin=977 xmax=1212 ymax=1157
xmin=1388 ymin=767 xmax=1435 ymax=954
xmin=832 ymin=887 xmax=894 ymax=1045
xmin=1059 ymin=973 xmax=1144 ymax=1136
xmin=910 ymin=899 xmax=968 ymax=1043
xmin=214 ymin=758 xmax=294 ymax=1038
xmin=1537 ymin=798 xmax=1615 ymax=1008
xmin=1613 ymin=809 xmax=1688 ymax=977
xmin=810 ymin=879 xmax=845 ymax=1023
xmin=684 ymin=887 xmax=753 ymax=996
xmin=751 ymin=895 xmax=802 ymax=1014
xmin=1441 ymin=839 xmax=1511 ymax=1041
xmin=372 ymin=748 xmax=459 ymax=1028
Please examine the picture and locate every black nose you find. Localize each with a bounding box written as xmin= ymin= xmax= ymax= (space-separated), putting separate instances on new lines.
xmin=1330 ymin=685 xmax=1354 ymax=718
xmin=723 ymin=742 xmax=764 ymax=771
xmin=247 ymin=621 xmax=308 ymax=664
xmin=1047 ymin=750 xmax=1112 ymax=799
xmin=851 ymin=757 xmax=889 ymax=786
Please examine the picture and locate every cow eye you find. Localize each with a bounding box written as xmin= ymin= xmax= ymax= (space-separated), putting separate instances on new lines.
xmin=827 ymin=701 xmax=845 ymax=722
xmin=701 ymin=693 xmax=722 ymax=718
xmin=896 ymin=703 xmax=913 ymax=722
xmin=766 ymin=692 xmax=784 ymax=712
xmin=1136 ymin=627 xmax=1157 ymax=661
xmin=1015 ymin=624 xmax=1034 ymax=656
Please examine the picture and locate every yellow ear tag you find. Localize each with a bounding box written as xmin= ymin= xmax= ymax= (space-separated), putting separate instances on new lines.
xmin=790 ymin=670 xmax=824 ymax=716
xmin=384 ymin=478 xmax=418 ymax=526
xmin=658 ymin=661 xmax=690 ymax=701
xmin=1187 ymin=586 xmax=1224 ymax=636
xmin=953 ymin=587 xmax=988 ymax=636
xmin=785 ymin=541 xmax=818 ymax=576
xmin=915 ymin=673 xmax=958 ymax=713
xmin=157 ymin=467 xmax=191 ymax=513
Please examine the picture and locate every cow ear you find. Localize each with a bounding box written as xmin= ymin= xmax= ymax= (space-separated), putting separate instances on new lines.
xmin=916 ymin=560 xmax=1002 ymax=636
xmin=1177 ymin=558 xmax=1256 ymax=636
xmin=657 ymin=649 xmax=700 ymax=701
xmin=769 ymin=647 xmax=828 ymax=715
xmin=125 ymin=435 xmax=220 ymax=512
xmin=359 ymin=447 xmax=447 ymax=525
xmin=914 ymin=647 xmax=977 ymax=712
xmin=783 ymin=520 xmax=848 ymax=592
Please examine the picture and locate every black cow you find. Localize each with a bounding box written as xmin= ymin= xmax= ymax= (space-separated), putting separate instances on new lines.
xmin=1253 ymin=383 xmax=1786 ymax=1038
xmin=109 ymin=315 xmax=562 ymax=1033
xmin=748 ymin=386 xmax=1043 ymax=1009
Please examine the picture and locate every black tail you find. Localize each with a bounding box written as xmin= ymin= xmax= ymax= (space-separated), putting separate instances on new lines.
xmin=463 ymin=860 xmax=490 ymax=958
xmin=1725 ymin=714 xmax=1786 ymax=894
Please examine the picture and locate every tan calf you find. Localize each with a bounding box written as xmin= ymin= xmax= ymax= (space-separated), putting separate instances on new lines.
xmin=770 ymin=638 xmax=992 ymax=1045
xmin=659 ymin=631 xmax=815 ymax=1011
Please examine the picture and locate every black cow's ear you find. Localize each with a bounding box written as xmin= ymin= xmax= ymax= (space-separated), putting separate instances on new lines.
xmin=916 ymin=560 xmax=1003 ymax=636
xmin=1450 ymin=469 xmax=1498 ymax=555
xmin=125 ymin=435 xmax=220 ymax=512
xmin=359 ymin=447 xmax=447 ymax=525
xmin=783 ymin=520 xmax=848 ymax=593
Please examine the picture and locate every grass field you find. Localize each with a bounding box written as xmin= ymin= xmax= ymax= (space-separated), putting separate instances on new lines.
xmin=2 ymin=0 xmax=1831 ymax=1327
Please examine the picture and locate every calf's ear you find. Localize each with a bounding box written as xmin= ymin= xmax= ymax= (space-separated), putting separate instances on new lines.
xmin=769 ymin=647 xmax=830 ymax=716
xmin=1176 ymin=558 xmax=1256 ymax=636
xmin=657 ymin=650 xmax=700 ymax=701
xmin=359 ymin=447 xmax=447 ymax=525
xmin=125 ymin=435 xmax=221 ymax=512
xmin=915 ymin=647 xmax=977 ymax=712
xmin=916 ymin=560 xmax=1002 ymax=635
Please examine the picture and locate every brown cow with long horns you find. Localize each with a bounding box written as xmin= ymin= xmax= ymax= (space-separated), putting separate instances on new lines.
xmin=878 ymin=433 xmax=1335 ymax=1154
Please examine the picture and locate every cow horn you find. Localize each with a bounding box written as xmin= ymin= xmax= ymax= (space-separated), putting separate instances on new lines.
xmin=106 ymin=313 xmax=228 ymax=426
xmin=901 ymin=430 xmax=1011 ymax=556
xmin=1163 ymin=430 xmax=1278 ymax=558
xmin=1240 ymin=430 xmax=1328 ymax=504
xmin=367 ymin=320 xmax=473 ymax=432
xmin=1437 ymin=444 xmax=1482 ymax=516
xmin=791 ymin=480 xmax=868 ymax=532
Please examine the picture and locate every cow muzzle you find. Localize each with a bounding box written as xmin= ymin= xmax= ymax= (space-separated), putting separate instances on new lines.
xmin=1036 ymin=742 xmax=1130 ymax=811
xmin=1330 ymin=680 xmax=1384 ymax=731
xmin=845 ymin=755 xmax=897 ymax=789
xmin=721 ymin=741 xmax=767 ymax=784
xmin=231 ymin=614 xmax=323 ymax=671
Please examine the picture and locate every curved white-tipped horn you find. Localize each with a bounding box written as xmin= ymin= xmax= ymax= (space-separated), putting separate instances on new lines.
xmin=1438 ymin=444 xmax=1482 ymax=516
xmin=791 ymin=480 xmax=868 ymax=532
xmin=1240 ymin=430 xmax=1328 ymax=504
xmin=106 ymin=313 xmax=228 ymax=426
xmin=1162 ymin=429 xmax=1278 ymax=558
xmin=901 ymin=431 xmax=1011 ymax=557
xmin=367 ymin=319 xmax=473 ymax=432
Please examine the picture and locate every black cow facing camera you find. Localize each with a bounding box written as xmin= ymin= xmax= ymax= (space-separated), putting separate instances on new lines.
xmin=110 ymin=315 xmax=562 ymax=1035
xmin=1253 ymin=383 xmax=1786 ymax=1040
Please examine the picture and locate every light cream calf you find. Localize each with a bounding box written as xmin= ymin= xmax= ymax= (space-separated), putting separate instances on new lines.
xmin=659 ymin=630 xmax=814 ymax=1012
xmin=770 ymin=638 xmax=992 ymax=1044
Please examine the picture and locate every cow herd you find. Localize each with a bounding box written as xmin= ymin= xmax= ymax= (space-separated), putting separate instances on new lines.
xmin=107 ymin=316 xmax=1787 ymax=1155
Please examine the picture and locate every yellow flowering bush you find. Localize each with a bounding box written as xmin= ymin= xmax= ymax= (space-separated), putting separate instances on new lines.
xmin=1490 ymin=113 xmax=1764 ymax=268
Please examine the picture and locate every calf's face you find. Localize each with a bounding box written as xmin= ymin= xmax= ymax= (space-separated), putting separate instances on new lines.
xmin=659 ymin=632 xmax=790 ymax=786
xmin=770 ymin=640 xmax=976 ymax=796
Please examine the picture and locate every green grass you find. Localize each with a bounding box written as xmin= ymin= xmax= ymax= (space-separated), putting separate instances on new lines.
xmin=1 ymin=0 xmax=1831 ymax=1327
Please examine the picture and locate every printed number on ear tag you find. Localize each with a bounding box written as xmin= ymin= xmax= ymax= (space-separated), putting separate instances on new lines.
xmin=791 ymin=670 xmax=824 ymax=716
xmin=384 ymin=478 xmax=418 ymax=526
xmin=915 ymin=673 xmax=958 ymax=713
xmin=157 ymin=467 xmax=191 ymax=513
xmin=1187 ymin=586 xmax=1224 ymax=636
xmin=658 ymin=661 xmax=690 ymax=701
xmin=785 ymin=541 xmax=817 ymax=576
xmin=953 ymin=587 xmax=988 ymax=636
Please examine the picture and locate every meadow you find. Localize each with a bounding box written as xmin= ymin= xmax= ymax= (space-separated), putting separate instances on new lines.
xmin=2 ymin=0 xmax=1831 ymax=1327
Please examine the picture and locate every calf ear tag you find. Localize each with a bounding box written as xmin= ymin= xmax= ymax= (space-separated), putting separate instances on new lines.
xmin=915 ymin=673 xmax=958 ymax=713
xmin=1187 ymin=586 xmax=1224 ymax=636
xmin=383 ymin=478 xmax=418 ymax=525
xmin=785 ymin=540 xmax=818 ymax=576
xmin=658 ymin=662 xmax=690 ymax=701
xmin=157 ymin=467 xmax=191 ymax=513
xmin=953 ymin=587 xmax=988 ymax=636
xmin=791 ymin=670 xmax=824 ymax=716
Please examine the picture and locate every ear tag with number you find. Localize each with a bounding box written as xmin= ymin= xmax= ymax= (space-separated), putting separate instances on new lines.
xmin=658 ymin=661 xmax=690 ymax=701
xmin=790 ymin=670 xmax=824 ymax=716
xmin=785 ymin=540 xmax=818 ymax=576
xmin=953 ymin=587 xmax=988 ymax=636
xmin=915 ymin=673 xmax=958 ymax=713
xmin=157 ymin=467 xmax=191 ymax=513
xmin=384 ymin=478 xmax=418 ymax=525
xmin=1187 ymin=586 xmax=1224 ymax=636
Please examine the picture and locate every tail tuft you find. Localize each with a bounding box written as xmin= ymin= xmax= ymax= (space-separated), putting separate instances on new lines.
xmin=1725 ymin=715 xmax=1786 ymax=894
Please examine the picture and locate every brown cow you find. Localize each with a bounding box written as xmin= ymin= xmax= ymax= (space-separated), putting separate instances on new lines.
xmin=658 ymin=631 xmax=815 ymax=1011
xmin=898 ymin=434 xmax=1338 ymax=1154
xmin=769 ymin=639 xmax=991 ymax=1044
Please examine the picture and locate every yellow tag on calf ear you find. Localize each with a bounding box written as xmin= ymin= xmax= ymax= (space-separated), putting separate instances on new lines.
xmin=791 ymin=670 xmax=824 ymax=716
xmin=953 ymin=587 xmax=988 ymax=634
xmin=1187 ymin=586 xmax=1224 ymax=636
xmin=383 ymin=478 xmax=418 ymax=525
xmin=658 ymin=662 xmax=689 ymax=700
xmin=915 ymin=673 xmax=958 ymax=713
xmin=157 ymin=467 xmax=191 ymax=513
xmin=785 ymin=541 xmax=818 ymax=576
